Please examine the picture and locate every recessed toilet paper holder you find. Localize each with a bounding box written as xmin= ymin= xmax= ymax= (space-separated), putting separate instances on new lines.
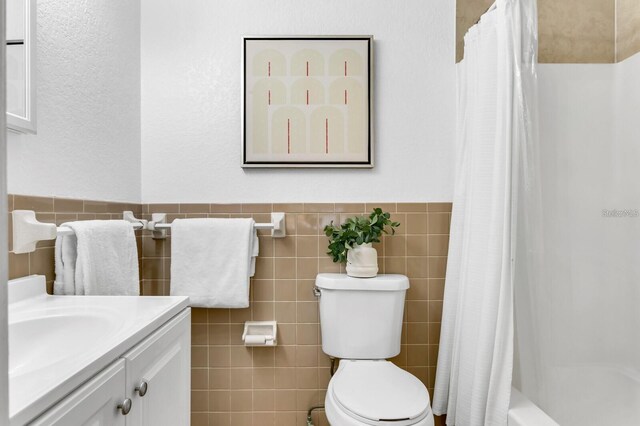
xmin=242 ymin=321 xmax=277 ymax=346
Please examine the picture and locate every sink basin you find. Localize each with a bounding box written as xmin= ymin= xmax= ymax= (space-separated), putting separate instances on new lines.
xmin=9 ymin=307 xmax=124 ymax=378
xmin=8 ymin=275 xmax=189 ymax=426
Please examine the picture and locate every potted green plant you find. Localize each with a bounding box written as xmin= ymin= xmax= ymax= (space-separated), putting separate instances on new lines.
xmin=324 ymin=208 xmax=400 ymax=278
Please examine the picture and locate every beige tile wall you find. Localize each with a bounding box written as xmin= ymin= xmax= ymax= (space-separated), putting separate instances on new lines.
xmin=456 ymin=0 xmax=494 ymax=63
xmin=616 ymin=0 xmax=640 ymax=61
xmin=7 ymin=195 xmax=143 ymax=294
xmin=140 ymin=202 xmax=450 ymax=426
xmin=457 ymin=0 xmax=616 ymax=63
xmin=6 ymin=196 xmax=450 ymax=426
xmin=539 ymin=0 xmax=615 ymax=63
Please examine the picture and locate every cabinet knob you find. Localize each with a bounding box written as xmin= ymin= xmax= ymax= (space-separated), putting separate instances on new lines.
xmin=117 ymin=398 xmax=132 ymax=415
xmin=135 ymin=380 xmax=149 ymax=397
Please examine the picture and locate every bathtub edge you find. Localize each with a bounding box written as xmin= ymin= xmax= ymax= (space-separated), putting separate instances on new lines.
xmin=508 ymin=387 xmax=559 ymax=426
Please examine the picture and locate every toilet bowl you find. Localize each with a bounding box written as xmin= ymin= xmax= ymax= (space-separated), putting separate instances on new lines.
xmin=315 ymin=273 xmax=435 ymax=426
xmin=325 ymin=360 xmax=434 ymax=426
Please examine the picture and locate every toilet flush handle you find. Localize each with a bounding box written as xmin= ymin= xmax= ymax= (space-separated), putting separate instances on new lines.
xmin=312 ymin=286 xmax=322 ymax=298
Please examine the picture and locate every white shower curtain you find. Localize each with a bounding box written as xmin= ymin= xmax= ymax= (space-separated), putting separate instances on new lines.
xmin=433 ymin=0 xmax=538 ymax=425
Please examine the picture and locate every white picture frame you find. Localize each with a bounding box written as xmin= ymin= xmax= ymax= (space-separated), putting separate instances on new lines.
xmin=242 ymin=36 xmax=374 ymax=168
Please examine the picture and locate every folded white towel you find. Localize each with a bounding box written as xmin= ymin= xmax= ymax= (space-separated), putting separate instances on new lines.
xmin=54 ymin=231 xmax=78 ymax=295
xmin=54 ymin=220 xmax=140 ymax=296
xmin=170 ymin=218 xmax=258 ymax=308
xmin=250 ymin=227 xmax=259 ymax=277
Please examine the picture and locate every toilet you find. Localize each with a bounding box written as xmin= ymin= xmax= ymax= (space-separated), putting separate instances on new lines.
xmin=315 ymin=273 xmax=434 ymax=426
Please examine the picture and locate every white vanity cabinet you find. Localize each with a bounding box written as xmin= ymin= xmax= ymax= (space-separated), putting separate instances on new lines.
xmin=30 ymin=309 xmax=191 ymax=426
xmin=122 ymin=309 xmax=191 ymax=425
xmin=30 ymin=360 xmax=127 ymax=426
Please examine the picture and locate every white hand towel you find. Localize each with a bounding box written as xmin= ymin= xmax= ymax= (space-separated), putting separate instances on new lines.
xmin=250 ymin=228 xmax=260 ymax=277
xmin=54 ymin=220 xmax=140 ymax=295
xmin=170 ymin=218 xmax=258 ymax=308
xmin=54 ymin=232 xmax=78 ymax=295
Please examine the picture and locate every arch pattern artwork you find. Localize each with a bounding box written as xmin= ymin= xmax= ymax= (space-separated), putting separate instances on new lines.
xmin=243 ymin=37 xmax=372 ymax=168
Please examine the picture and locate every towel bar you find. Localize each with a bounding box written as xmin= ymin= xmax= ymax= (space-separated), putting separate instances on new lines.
xmin=56 ymin=221 xmax=146 ymax=237
xmin=11 ymin=210 xmax=287 ymax=254
xmin=124 ymin=211 xmax=286 ymax=238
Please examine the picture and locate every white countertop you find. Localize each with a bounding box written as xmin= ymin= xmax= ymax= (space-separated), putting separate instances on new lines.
xmin=8 ymin=275 xmax=190 ymax=425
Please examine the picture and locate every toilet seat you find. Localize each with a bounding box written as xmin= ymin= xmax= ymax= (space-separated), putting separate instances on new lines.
xmin=328 ymin=360 xmax=432 ymax=426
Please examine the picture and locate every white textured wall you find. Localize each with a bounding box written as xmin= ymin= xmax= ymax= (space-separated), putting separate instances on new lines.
xmin=7 ymin=0 xmax=141 ymax=202
xmin=140 ymin=0 xmax=456 ymax=203
xmin=515 ymin=55 xmax=640 ymax=424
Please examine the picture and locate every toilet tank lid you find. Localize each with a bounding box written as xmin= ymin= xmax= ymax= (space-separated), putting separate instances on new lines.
xmin=316 ymin=273 xmax=409 ymax=291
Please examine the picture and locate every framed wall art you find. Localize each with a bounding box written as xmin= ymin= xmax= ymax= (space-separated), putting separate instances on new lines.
xmin=242 ymin=36 xmax=373 ymax=168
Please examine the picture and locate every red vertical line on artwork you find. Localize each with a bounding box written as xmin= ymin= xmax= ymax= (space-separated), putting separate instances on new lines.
xmin=287 ymin=119 xmax=291 ymax=154
xmin=306 ymin=61 xmax=309 ymax=76
xmin=325 ymin=118 xmax=329 ymax=154
xmin=306 ymin=90 xmax=309 ymax=105
xmin=268 ymin=90 xmax=271 ymax=105
xmin=344 ymin=89 xmax=348 ymax=105
xmin=268 ymin=61 xmax=271 ymax=77
xmin=344 ymin=61 xmax=347 ymax=76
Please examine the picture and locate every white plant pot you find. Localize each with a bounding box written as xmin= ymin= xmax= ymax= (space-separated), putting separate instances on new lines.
xmin=346 ymin=243 xmax=378 ymax=278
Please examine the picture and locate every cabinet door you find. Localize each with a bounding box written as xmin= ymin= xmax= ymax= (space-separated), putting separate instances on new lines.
xmin=31 ymin=359 xmax=127 ymax=426
xmin=6 ymin=0 xmax=37 ymax=133
xmin=123 ymin=309 xmax=191 ymax=426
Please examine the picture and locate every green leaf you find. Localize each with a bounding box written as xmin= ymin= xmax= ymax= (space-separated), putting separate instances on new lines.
xmin=322 ymin=207 xmax=401 ymax=264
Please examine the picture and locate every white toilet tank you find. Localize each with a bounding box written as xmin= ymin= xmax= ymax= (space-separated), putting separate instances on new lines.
xmin=315 ymin=273 xmax=409 ymax=359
